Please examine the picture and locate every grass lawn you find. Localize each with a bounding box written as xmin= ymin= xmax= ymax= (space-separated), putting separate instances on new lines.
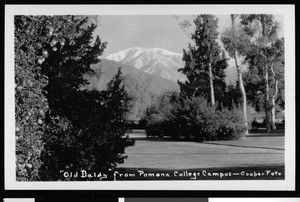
xmin=204 ymin=136 xmax=284 ymax=150
xmin=119 ymin=129 xmax=285 ymax=180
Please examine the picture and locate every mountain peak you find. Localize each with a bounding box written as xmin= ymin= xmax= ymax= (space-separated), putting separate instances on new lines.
xmin=106 ymin=47 xmax=182 ymax=60
xmin=105 ymin=47 xmax=186 ymax=82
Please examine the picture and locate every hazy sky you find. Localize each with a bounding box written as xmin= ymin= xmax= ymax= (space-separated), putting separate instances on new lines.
xmin=94 ymin=15 xmax=284 ymax=57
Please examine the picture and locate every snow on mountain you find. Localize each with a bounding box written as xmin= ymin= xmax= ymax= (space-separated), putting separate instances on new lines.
xmin=105 ymin=47 xmax=187 ymax=82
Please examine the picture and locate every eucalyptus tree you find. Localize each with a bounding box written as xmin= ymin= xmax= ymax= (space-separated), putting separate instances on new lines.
xmin=240 ymin=14 xmax=282 ymax=132
xmin=221 ymin=14 xmax=251 ymax=134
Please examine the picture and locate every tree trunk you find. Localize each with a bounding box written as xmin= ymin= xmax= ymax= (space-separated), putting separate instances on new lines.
xmin=271 ymin=84 xmax=278 ymax=129
xmin=231 ymin=14 xmax=248 ymax=135
xmin=260 ymin=15 xmax=271 ymax=133
xmin=265 ymin=64 xmax=271 ymax=133
xmin=208 ymin=62 xmax=215 ymax=106
xmin=234 ymin=51 xmax=248 ymax=135
xmin=271 ymin=63 xmax=279 ymax=130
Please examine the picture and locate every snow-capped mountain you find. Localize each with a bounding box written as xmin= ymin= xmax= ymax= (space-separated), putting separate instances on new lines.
xmin=87 ymin=58 xmax=180 ymax=94
xmin=105 ymin=47 xmax=187 ymax=82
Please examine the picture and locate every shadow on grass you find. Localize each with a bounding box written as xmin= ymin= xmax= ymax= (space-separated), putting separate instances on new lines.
xmin=131 ymin=128 xmax=285 ymax=141
xmin=202 ymin=141 xmax=284 ymax=151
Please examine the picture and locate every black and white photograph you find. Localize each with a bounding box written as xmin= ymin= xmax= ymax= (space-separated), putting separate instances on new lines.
xmin=4 ymin=5 xmax=295 ymax=190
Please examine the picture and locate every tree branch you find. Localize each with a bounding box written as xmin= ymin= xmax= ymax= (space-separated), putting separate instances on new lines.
xmin=174 ymin=17 xmax=192 ymax=40
xmin=232 ymin=14 xmax=239 ymax=20
xmin=270 ymin=60 xmax=276 ymax=78
xmin=192 ymin=86 xmax=200 ymax=97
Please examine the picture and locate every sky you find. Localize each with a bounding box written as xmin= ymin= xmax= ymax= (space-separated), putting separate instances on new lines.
xmin=93 ymin=15 xmax=284 ymax=57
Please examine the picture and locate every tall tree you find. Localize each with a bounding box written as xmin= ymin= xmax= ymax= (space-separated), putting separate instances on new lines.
xmin=179 ymin=15 xmax=227 ymax=105
xmin=243 ymin=38 xmax=284 ymax=129
xmin=40 ymin=16 xmax=135 ymax=180
xmin=269 ymin=39 xmax=284 ymax=129
xmin=221 ymin=14 xmax=250 ymax=134
xmin=240 ymin=14 xmax=282 ymax=132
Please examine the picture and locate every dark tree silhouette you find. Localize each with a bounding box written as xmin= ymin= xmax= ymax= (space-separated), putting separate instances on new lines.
xmin=179 ymin=15 xmax=227 ymax=106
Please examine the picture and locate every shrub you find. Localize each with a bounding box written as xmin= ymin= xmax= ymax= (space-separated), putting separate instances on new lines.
xmin=15 ymin=16 xmax=50 ymax=181
xmin=144 ymin=91 xmax=180 ymax=139
xmin=170 ymin=96 xmax=218 ymax=141
xmin=143 ymin=94 xmax=247 ymax=142
xmin=215 ymin=107 xmax=248 ymax=140
xmin=145 ymin=114 xmax=166 ymax=138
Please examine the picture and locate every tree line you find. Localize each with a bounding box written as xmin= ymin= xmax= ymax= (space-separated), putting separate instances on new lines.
xmin=143 ymin=14 xmax=284 ymax=139
xmin=182 ymin=14 xmax=284 ymax=131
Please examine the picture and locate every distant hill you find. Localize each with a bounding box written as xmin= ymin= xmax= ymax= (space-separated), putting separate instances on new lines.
xmin=84 ymin=58 xmax=180 ymax=120
xmin=85 ymin=58 xmax=180 ymax=94
xmin=105 ymin=47 xmax=187 ymax=82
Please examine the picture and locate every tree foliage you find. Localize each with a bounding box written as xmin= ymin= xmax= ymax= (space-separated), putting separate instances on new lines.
xmin=179 ymin=15 xmax=228 ymax=104
xmin=15 ymin=15 xmax=50 ymax=181
xmin=240 ymin=15 xmax=284 ymax=109
xmin=239 ymin=14 xmax=284 ymax=131
xmin=221 ymin=22 xmax=250 ymax=58
xmin=144 ymin=93 xmax=247 ymax=141
xmin=15 ymin=15 xmax=135 ymax=181
xmin=243 ymin=37 xmax=285 ymax=111
xmin=42 ymin=68 xmax=135 ymax=180
xmin=221 ymin=14 xmax=250 ymax=134
xmin=121 ymin=73 xmax=155 ymax=120
xmin=222 ymin=82 xmax=242 ymax=109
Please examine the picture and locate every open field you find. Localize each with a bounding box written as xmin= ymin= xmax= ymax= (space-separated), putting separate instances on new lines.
xmin=121 ymin=130 xmax=284 ymax=172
